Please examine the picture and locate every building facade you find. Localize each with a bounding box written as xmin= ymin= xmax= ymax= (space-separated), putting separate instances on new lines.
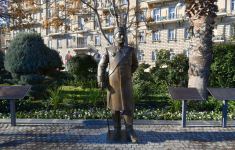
xmin=3 ymin=0 xmax=235 ymax=66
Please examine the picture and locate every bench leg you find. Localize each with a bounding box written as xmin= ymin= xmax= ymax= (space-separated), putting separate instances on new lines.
xmin=182 ymin=100 xmax=187 ymax=128
xmin=10 ymin=99 xmax=16 ymax=126
xmin=222 ymin=100 xmax=228 ymax=128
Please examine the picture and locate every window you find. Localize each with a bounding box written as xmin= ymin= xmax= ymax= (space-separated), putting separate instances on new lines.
xmin=137 ymin=50 xmax=144 ymax=61
xmin=184 ymin=28 xmax=190 ymax=39
xmin=138 ymin=9 xmax=147 ymax=21
xmin=47 ymin=27 xmax=52 ymax=34
xmin=121 ymin=13 xmax=127 ymax=23
xmin=152 ymin=30 xmax=160 ymax=41
xmin=57 ymin=39 xmax=62 ymax=48
xmin=32 ymin=13 xmax=37 ymax=20
xmin=168 ymin=29 xmax=176 ymax=41
xmin=94 ymin=17 xmax=99 ymax=29
xmin=168 ymin=7 xmax=175 ymax=19
xmin=121 ymin=0 xmax=128 ymax=5
xmin=67 ymin=37 xmax=73 ymax=48
xmin=106 ymin=16 xmax=113 ymax=26
xmin=153 ymin=8 xmax=161 ymax=21
xmin=77 ymin=37 xmax=87 ymax=48
xmin=48 ymin=40 xmax=52 ymax=48
xmin=232 ymin=0 xmax=235 ymax=11
xmin=95 ymin=35 xmax=101 ymax=46
xmin=183 ymin=49 xmax=189 ymax=57
xmin=78 ymin=18 xmax=85 ymax=30
xmin=152 ymin=51 xmax=157 ymax=61
xmin=139 ymin=31 xmax=145 ymax=43
xmin=47 ymin=9 xmax=52 ymax=18
xmin=107 ymin=34 xmax=113 ymax=44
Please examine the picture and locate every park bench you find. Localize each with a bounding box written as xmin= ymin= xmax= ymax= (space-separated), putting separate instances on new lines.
xmin=169 ymin=87 xmax=235 ymax=128
xmin=0 ymin=85 xmax=31 ymax=126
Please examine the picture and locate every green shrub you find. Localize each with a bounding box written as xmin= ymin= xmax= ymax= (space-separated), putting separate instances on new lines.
xmin=151 ymin=49 xmax=189 ymax=87
xmin=68 ymin=54 xmax=98 ymax=87
xmin=210 ymin=43 xmax=235 ymax=87
xmin=168 ymin=54 xmax=189 ymax=86
xmin=5 ymin=32 xmax=62 ymax=74
xmin=4 ymin=32 xmax=63 ymax=98
xmin=133 ymin=64 xmax=156 ymax=101
xmin=48 ymin=87 xmax=64 ymax=109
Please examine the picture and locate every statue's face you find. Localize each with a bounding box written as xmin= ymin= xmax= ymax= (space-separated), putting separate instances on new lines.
xmin=114 ymin=31 xmax=125 ymax=45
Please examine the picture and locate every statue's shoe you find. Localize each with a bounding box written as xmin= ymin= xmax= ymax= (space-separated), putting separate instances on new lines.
xmin=126 ymin=128 xmax=138 ymax=143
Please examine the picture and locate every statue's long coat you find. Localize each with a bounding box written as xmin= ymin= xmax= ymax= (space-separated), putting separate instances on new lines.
xmin=97 ymin=46 xmax=138 ymax=111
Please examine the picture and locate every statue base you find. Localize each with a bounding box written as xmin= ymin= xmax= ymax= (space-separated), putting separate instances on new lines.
xmin=106 ymin=130 xmax=130 ymax=143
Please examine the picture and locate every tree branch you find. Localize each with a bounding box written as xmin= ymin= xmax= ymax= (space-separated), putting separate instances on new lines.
xmin=80 ymin=0 xmax=111 ymax=45
xmin=111 ymin=0 xmax=119 ymax=27
xmin=124 ymin=0 xmax=130 ymax=27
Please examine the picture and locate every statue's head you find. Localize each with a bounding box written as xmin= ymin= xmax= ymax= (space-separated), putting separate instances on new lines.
xmin=114 ymin=27 xmax=126 ymax=45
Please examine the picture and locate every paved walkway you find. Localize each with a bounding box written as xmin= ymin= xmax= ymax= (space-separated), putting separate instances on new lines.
xmin=0 ymin=119 xmax=235 ymax=150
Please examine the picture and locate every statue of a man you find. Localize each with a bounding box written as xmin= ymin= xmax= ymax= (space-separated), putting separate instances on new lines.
xmin=97 ymin=27 xmax=138 ymax=143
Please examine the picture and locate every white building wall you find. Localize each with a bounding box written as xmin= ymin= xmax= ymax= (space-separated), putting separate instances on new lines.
xmin=5 ymin=0 xmax=235 ymax=67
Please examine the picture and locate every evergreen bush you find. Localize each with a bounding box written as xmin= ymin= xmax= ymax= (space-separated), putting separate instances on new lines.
xmin=210 ymin=43 xmax=235 ymax=87
xmin=4 ymin=32 xmax=63 ymax=98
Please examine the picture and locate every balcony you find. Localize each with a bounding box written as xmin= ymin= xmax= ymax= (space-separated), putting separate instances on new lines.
xmin=48 ymin=29 xmax=67 ymax=38
xmin=73 ymin=44 xmax=90 ymax=53
xmin=217 ymin=8 xmax=227 ymax=17
xmin=73 ymin=26 xmax=89 ymax=34
xmin=102 ymin=22 xmax=116 ymax=31
xmin=146 ymin=0 xmax=175 ymax=5
xmin=102 ymin=25 xmax=115 ymax=31
xmin=147 ymin=14 xmax=187 ymax=26
xmin=213 ymin=35 xmax=225 ymax=43
xmin=100 ymin=4 xmax=112 ymax=12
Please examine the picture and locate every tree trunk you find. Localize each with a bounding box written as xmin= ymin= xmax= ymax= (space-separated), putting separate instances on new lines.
xmin=186 ymin=0 xmax=217 ymax=99
xmin=188 ymin=16 xmax=213 ymax=98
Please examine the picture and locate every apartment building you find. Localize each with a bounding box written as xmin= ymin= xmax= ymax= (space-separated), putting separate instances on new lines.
xmin=5 ymin=0 xmax=235 ymax=66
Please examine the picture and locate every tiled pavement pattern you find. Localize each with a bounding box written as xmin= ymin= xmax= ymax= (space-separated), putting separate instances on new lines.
xmin=0 ymin=120 xmax=234 ymax=150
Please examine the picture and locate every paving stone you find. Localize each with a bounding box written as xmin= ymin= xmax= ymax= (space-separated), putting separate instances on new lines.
xmin=0 ymin=120 xmax=234 ymax=149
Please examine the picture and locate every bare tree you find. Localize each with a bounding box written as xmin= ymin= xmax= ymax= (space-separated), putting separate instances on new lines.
xmin=78 ymin=0 xmax=139 ymax=45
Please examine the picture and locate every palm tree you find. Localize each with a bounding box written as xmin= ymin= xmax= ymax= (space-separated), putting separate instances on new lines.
xmin=185 ymin=0 xmax=218 ymax=98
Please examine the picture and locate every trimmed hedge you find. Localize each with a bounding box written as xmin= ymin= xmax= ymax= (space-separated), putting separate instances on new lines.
xmin=4 ymin=32 xmax=63 ymax=98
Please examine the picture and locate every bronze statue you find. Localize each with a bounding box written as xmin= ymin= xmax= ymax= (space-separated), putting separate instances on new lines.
xmin=97 ymin=27 xmax=138 ymax=143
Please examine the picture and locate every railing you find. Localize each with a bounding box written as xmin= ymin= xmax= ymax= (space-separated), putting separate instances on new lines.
xmin=213 ymin=35 xmax=225 ymax=42
xmin=146 ymin=0 xmax=175 ymax=4
xmin=217 ymin=8 xmax=227 ymax=16
xmin=152 ymin=14 xmax=185 ymax=22
xmin=77 ymin=44 xmax=88 ymax=48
